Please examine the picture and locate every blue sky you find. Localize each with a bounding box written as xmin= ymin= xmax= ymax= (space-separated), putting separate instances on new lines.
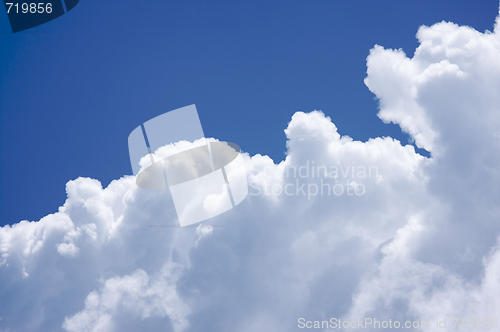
xmin=0 ymin=0 xmax=497 ymax=225
xmin=2 ymin=2 xmax=500 ymax=331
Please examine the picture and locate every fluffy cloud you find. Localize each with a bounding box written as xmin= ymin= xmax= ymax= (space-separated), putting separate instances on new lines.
xmin=343 ymin=5 xmax=500 ymax=330
xmin=1 ymin=5 xmax=500 ymax=332
xmin=63 ymin=264 xmax=189 ymax=332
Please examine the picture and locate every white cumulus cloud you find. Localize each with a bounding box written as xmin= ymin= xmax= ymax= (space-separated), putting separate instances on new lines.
xmin=1 ymin=5 xmax=500 ymax=332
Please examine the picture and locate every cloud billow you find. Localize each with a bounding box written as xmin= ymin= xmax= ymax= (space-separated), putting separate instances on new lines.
xmin=1 ymin=5 xmax=500 ymax=331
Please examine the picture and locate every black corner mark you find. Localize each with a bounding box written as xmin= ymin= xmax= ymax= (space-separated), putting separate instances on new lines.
xmin=4 ymin=1 xmax=64 ymax=33
xmin=64 ymin=0 xmax=77 ymax=12
xmin=3 ymin=0 xmax=79 ymax=33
